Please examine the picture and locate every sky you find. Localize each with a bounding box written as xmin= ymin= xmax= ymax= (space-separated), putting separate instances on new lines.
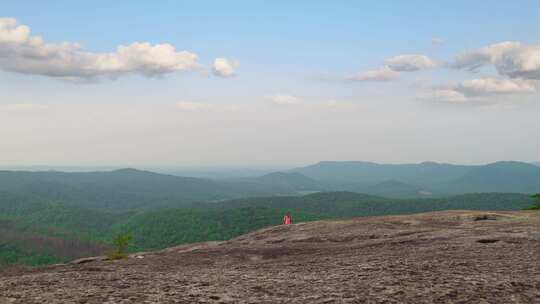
xmin=1 ymin=1 xmax=540 ymax=167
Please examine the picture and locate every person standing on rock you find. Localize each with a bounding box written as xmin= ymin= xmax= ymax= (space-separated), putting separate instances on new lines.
xmin=283 ymin=212 xmax=293 ymax=225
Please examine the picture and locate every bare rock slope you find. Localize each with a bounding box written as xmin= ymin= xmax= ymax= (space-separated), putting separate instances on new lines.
xmin=1 ymin=210 xmax=539 ymax=303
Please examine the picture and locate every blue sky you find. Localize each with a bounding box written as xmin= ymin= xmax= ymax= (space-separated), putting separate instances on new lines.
xmin=1 ymin=1 xmax=540 ymax=166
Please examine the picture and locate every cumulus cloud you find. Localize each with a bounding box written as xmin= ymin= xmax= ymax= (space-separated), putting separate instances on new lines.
xmin=384 ymin=54 xmax=437 ymax=72
xmin=268 ymin=93 xmax=300 ymax=105
xmin=348 ymin=54 xmax=436 ymax=83
xmin=455 ymin=78 xmax=536 ymax=95
xmin=417 ymin=41 xmax=540 ymax=105
xmin=453 ymin=41 xmax=520 ymax=71
xmin=347 ymin=66 xmax=399 ymax=82
xmin=453 ymin=41 xmax=540 ymax=80
xmin=212 ymin=58 xmax=239 ymax=77
xmin=343 ymin=40 xmax=540 ymax=106
xmin=0 ymin=18 xmax=201 ymax=80
xmin=420 ymin=77 xmax=536 ymax=104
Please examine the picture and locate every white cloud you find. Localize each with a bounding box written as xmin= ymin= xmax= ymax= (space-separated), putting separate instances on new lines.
xmin=176 ymin=101 xmax=213 ymax=111
xmin=415 ymin=42 xmax=540 ymax=105
xmin=347 ymin=66 xmax=399 ymax=82
xmin=268 ymin=93 xmax=300 ymax=105
xmin=212 ymin=58 xmax=238 ymax=77
xmin=0 ymin=18 xmax=201 ymax=80
xmin=384 ymin=54 xmax=437 ymax=72
xmin=453 ymin=41 xmax=521 ymax=71
xmin=0 ymin=103 xmax=49 ymax=111
xmin=419 ymin=77 xmax=536 ymax=104
xmin=453 ymin=41 xmax=540 ymax=80
xmin=456 ymin=78 xmax=536 ymax=95
xmin=348 ymin=54 xmax=435 ymax=83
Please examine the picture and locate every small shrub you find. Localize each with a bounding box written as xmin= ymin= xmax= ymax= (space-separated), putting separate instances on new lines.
xmin=107 ymin=233 xmax=133 ymax=260
xmin=528 ymin=194 xmax=540 ymax=210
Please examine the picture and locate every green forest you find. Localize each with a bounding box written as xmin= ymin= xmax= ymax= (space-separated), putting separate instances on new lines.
xmin=1 ymin=167 xmax=539 ymax=267
xmin=1 ymin=189 xmax=537 ymax=267
xmin=529 ymin=194 xmax=540 ymax=210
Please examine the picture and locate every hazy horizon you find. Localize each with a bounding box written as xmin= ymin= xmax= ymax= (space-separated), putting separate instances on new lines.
xmin=2 ymin=1 xmax=540 ymax=166
xmin=0 ymin=159 xmax=538 ymax=174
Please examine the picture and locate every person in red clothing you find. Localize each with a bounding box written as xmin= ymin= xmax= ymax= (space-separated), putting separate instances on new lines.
xmin=283 ymin=212 xmax=293 ymax=225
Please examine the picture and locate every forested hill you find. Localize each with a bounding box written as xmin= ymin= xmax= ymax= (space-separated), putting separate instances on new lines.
xmin=441 ymin=161 xmax=540 ymax=193
xmin=1 ymin=161 xmax=540 ymax=212
xmin=292 ymin=161 xmax=540 ymax=194
xmin=195 ymin=192 xmax=536 ymax=217
xmin=109 ymin=191 xmax=538 ymax=251
xmin=292 ymin=161 xmax=473 ymax=184
xmin=0 ymin=169 xmax=304 ymax=210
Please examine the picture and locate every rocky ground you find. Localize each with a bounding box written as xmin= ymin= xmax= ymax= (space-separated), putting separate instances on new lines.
xmin=1 ymin=210 xmax=539 ymax=303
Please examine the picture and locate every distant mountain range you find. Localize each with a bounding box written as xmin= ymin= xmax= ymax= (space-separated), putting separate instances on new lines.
xmin=0 ymin=160 xmax=538 ymax=211
xmin=439 ymin=161 xmax=540 ymax=194
xmin=0 ymin=169 xmax=290 ymax=210
xmin=292 ymin=161 xmax=472 ymax=185
xmin=291 ymin=161 xmax=540 ymax=196
xmin=336 ymin=180 xmax=432 ymax=198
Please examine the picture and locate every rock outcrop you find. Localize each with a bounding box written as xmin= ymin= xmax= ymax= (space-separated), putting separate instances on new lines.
xmin=1 ymin=210 xmax=539 ymax=303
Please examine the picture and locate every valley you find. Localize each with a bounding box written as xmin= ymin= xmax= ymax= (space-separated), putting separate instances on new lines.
xmin=1 ymin=161 xmax=539 ymax=267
